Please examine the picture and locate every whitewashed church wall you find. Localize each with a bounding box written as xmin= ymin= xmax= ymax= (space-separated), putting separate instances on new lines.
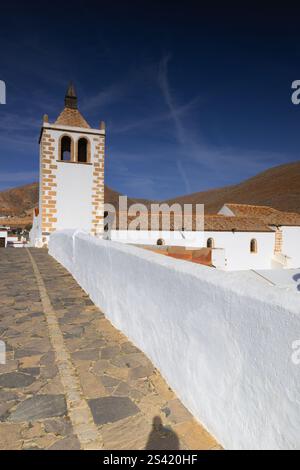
xmin=109 ymin=229 xmax=275 ymax=270
xmin=49 ymin=230 xmax=300 ymax=449
xmin=56 ymin=162 xmax=93 ymax=232
xmin=281 ymin=226 xmax=300 ymax=268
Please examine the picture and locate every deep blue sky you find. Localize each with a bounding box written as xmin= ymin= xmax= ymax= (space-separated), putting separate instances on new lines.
xmin=1 ymin=1 xmax=300 ymax=199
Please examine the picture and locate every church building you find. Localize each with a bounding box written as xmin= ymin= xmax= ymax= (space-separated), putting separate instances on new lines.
xmin=30 ymin=84 xmax=105 ymax=246
xmin=30 ymin=85 xmax=300 ymax=272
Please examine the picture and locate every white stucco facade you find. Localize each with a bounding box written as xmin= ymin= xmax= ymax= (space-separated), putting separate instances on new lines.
xmin=56 ymin=157 xmax=93 ymax=231
xmin=281 ymin=226 xmax=300 ymax=268
xmin=203 ymin=230 xmax=275 ymax=270
xmin=49 ymin=230 xmax=300 ymax=450
xmin=109 ymin=229 xmax=276 ymax=270
xmin=30 ymin=125 xmax=105 ymax=247
xmin=39 ymin=126 xmax=104 ymax=235
xmin=108 ymin=229 xmax=204 ymax=247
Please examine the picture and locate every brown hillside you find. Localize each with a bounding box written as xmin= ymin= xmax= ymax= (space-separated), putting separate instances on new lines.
xmin=0 ymin=182 xmax=39 ymax=217
xmin=1 ymin=161 xmax=299 ymax=225
xmin=0 ymin=182 xmax=146 ymax=218
xmin=164 ymin=161 xmax=300 ymax=214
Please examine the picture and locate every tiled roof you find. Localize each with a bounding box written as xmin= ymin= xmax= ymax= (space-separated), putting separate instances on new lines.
xmin=203 ymin=215 xmax=273 ymax=232
xmin=54 ymin=107 xmax=91 ymax=129
xmin=224 ymin=204 xmax=277 ymax=217
xmin=224 ymin=203 xmax=300 ymax=226
xmin=108 ymin=212 xmax=274 ymax=232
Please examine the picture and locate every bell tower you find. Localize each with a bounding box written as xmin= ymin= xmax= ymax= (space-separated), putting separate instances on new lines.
xmin=34 ymin=83 xmax=105 ymax=246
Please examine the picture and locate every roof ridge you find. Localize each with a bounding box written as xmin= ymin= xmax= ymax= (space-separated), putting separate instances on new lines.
xmin=54 ymin=107 xmax=91 ymax=129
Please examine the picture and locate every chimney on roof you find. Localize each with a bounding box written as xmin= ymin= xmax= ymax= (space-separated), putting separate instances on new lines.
xmin=65 ymin=82 xmax=78 ymax=109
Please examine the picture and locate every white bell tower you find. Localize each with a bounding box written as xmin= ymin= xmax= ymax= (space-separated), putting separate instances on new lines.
xmin=33 ymin=83 xmax=105 ymax=246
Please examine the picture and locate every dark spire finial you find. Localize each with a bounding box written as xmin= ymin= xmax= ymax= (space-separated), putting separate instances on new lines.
xmin=65 ymin=82 xmax=78 ymax=109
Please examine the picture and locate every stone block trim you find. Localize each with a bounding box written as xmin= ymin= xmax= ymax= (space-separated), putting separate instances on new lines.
xmin=91 ymin=136 xmax=105 ymax=237
xmin=39 ymin=126 xmax=105 ymax=244
xmin=40 ymin=132 xmax=58 ymax=243
xmin=274 ymin=228 xmax=283 ymax=253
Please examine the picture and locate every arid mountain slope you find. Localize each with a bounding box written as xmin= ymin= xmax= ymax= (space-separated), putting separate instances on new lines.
xmin=0 ymin=183 xmax=39 ymax=216
xmin=164 ymin=161 xmax=300 ymax=214
xmin=0 ymin=161 xmax=299 ymax=222
xmin=0 ymin=182 xmax=146 ymax=217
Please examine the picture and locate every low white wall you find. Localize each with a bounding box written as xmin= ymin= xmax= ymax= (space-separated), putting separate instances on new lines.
xmin=110 ymin=229 xmax=275 ymax=270
xmin=281 ymin=227 xmax=300 ymax=268
xmin=109 ymin=229 xmax=204 ymax=247
xmin=49 ymin=230 xmax=300 ymax=450
xmin=203 ymin=231 xmax=275 ymax=270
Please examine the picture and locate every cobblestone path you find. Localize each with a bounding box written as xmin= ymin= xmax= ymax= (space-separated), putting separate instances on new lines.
xmin=0 ymin=248 xmax=220 ymax=450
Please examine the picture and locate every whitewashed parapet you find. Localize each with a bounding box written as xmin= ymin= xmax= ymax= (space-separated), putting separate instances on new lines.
xmin=49 ymin=229 xmax=300 ymax=450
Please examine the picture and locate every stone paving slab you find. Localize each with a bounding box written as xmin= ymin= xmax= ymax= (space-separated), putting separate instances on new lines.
xmin=0 ymin=248 xmax=221 ymax=450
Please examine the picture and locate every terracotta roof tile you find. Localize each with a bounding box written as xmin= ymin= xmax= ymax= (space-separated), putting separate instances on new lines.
xmin=108 ymin=212 xmax=274 ymax=232
xmin=224 ymin=203 xmax=300 ymax=226
xmin=203 ymin=215 xmax=273 ymax=232
xmin=54 ymin=107 xmax=90 ymax=129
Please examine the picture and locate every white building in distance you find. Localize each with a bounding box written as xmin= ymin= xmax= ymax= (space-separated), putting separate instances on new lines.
xmin=30 ymin=85 xmax=300 ymax=271
xmin=106 ymin=203 xmax=300 ymax=271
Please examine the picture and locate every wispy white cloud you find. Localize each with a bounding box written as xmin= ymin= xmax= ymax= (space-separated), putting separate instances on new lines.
xmin=81 ymin=78 xmax=133 ymax=113
xmin=158 ymin=54 xmax=188 ymax=146
xmin=0 ymin=133 xmax=37 ymax=154
xmin=156 ymin=54 xmax=287 ymax=193
xmin=111 ymin=96 xmax=199 ymax=134
xmin=157 ymin=54 xmax=196 ymax=192
xmin=176 ymin=159 xmax=192 ymax=193
xmin=0 ymin=112 xmax=40 ymax=132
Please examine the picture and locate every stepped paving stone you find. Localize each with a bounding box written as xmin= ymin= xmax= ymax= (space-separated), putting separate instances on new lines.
xmin=113 ymin=381 xmax=131 ymax=397
xmin=14 ymin=349 xmax=41 ymax=359
xmin=48 ymin=435 xmax=81 ymax=450
xmin=72 ymin=349 xmax=100 ymax=360
xmin=0 ymin=372 xmax=36 ymax=388
xmin=63 ymin=326 xmax=85 ymax=338
xmin=0 ymin=391 xmax=19 ymax=402
xmin=100 ymin=375 xmax=120 ymax=387
xmin=19 ymin=367 xmax=40 ymax=376
xmin=27 ymin=312 xmax=44 ymax=318
xmin=44 ymin=417 xmax=73 ymax=436
xmin=162 ymin=399 xmax=193 ymax=424
xmin=129 ymin=365 xmax=154 ymax=380
xmin=0 ymin=249 xmax=219 ymax=450
xmin=40 ymin=364 xmax=58 ymax=379
xmin=5 ymin=329 xmax=21 ymax=338
xmin=88 ymin=396 xmax=140 ymax=425
xmin=40 ymin=351 xmax=55 ymax=366
xmin=0 ymin=360 xmax=19 ymax=374
xmin=101 ymin=346 xmax=121 ymax=359
xmin=0 ymin=402 xmax=17 ymax=421
xmin=8 ymin=394 xmax=67 ymax=422
xmin=0 ymin=423 xmax=23 ymax=450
